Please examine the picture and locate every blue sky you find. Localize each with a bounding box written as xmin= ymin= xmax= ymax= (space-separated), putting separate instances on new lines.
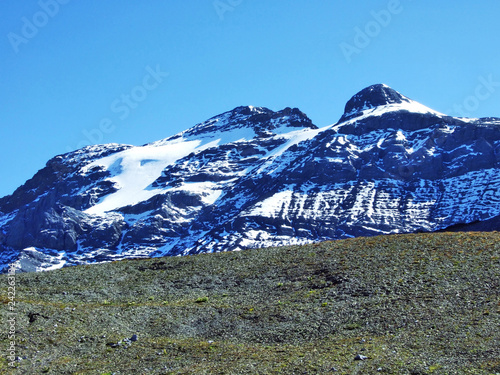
xmin=1 ymin=0 xmax=500 ymax=198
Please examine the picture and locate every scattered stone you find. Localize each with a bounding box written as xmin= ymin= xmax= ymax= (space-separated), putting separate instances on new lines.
xmin=107 ymin=335 xmax=138 ymax=348
xmin=354 ymin=354 xmax=368 ymax=361
xmin=28 ymin=312 xmax=41 ymax=323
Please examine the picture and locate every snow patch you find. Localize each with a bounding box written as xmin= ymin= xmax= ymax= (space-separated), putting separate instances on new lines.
xmin=84 ymin=139 xmax=218 ymax=215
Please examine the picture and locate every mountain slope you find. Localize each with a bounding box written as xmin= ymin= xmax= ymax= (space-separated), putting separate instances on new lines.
xmin=1 ymin=84 xmax=500 ymax=271
xmin=1 ymin=232 xmax=499 ymax=374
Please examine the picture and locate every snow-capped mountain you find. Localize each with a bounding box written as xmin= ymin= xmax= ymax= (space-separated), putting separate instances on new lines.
xmin=2 ymin=84 xmax=500 ymax=272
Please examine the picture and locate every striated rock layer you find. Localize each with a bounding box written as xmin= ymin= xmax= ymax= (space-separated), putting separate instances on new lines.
xmin=1 ymin=84 xmax=500 ymax=271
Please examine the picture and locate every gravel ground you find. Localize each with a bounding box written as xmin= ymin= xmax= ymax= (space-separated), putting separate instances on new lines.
xmin=1 ymin=231 xmax=499 ymax=374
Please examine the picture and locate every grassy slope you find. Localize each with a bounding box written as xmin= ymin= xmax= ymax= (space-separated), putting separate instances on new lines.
xmin=1 ymin=232 xmax=499 ymax=374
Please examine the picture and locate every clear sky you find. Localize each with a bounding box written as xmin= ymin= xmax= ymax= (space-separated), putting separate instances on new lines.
xmin=1 ymin=0 xmax=500 ymax=198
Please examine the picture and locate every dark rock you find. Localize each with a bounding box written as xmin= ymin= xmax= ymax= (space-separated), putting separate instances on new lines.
xmin=342 ymin=84 xmax=409 ymax=119
xmin=354 ymin=354 xmax=368 ymax=361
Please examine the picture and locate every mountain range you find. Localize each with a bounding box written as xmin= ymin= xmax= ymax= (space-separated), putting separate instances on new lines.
xmin=2 ymin=84 xmax=500 ymax=272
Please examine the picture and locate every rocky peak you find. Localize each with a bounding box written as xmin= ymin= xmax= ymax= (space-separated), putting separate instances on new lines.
xmin=341 ymin=84 xmax=411 ymax=119
xmin=179 ymin=105 xmax=316 ymax=140
xmin=273 ymin=107 xmax=317 ymax=129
